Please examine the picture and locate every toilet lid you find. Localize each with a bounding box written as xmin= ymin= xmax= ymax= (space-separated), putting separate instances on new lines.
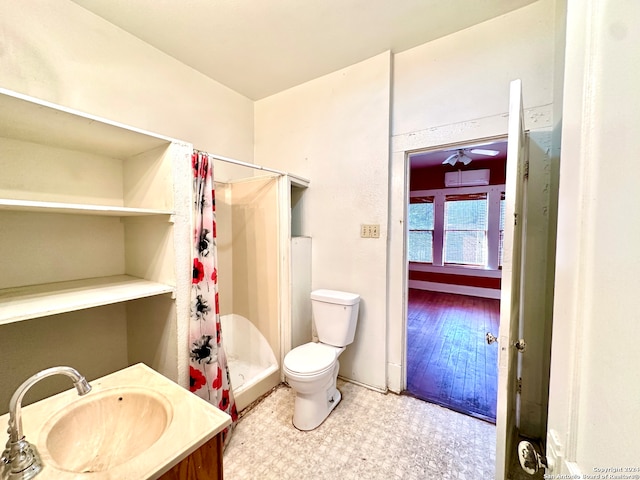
xmin=284 ymin=343 xmax=337 ymax=376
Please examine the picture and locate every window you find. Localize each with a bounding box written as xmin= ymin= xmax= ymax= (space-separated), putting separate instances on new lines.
xmin=444 ymin=193 xmax=488 ymax=266
xmin=408 ymin=186 xmax=506 ymax=270
xmin=408 ymin=197 xmax=434 ymax=262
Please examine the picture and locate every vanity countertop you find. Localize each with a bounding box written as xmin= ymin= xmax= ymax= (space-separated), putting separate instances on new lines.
xmin=0 ymin=363 xmax=231 ymax=479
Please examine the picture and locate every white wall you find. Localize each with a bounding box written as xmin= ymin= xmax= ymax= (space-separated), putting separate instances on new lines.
xmin=547 ymin=0 xmax=640 ymax=473
xmin=254 ymin=52 xmax=391 ymax=390
xmin=0 ymin=0 xmax=254 ymax=170
xmin=392 ymin=1 xmax=555 ymax=138
xmin=389 ymin=0 xmax=560 ymax=439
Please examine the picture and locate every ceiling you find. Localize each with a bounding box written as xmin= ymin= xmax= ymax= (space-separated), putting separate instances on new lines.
xmin=70 ymin=0 xmax=537 ymax=100
xmin=409 ymin=140 xmax=508 ymax=169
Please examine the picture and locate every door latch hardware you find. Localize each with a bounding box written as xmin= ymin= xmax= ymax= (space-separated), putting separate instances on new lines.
xmin=514 ymin=339 xmax=527 ymax=352
xmin=486 ymin=332 xmax=498 ymax=345
xmin=518 ymin=440 xmax=552 ymax=475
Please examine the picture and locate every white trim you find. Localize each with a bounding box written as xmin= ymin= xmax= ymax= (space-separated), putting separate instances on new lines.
xmin=408 ymin=280 xmax=501 ymax=300
xmin=392 ymin=105 xmax=552 ymax=154
xmin=386 ymin=363 xmax=403 ymax=394
xmin=563 ymin=0 xmax=598 ymax=464
xmin=433 ymin=194 xmax=444 ymax=265
xmin=278 ymin=176 xmax=292 ymax=383
xmin=564 ymin=461 xmax=582 ymax=477
xmin=487 ymin=188 xmax=502 ymax=269
xmin=337 ymin=375 xmax=388 ymax=394
xmin=411 ymin=184 xmax=505 ymax=198
xmin=409 ymin=263 xmax=502 ymax=278
xmin=386 ymin=150 xmax=410 ymax=394
xmin=550 ymin=0 xmax=599 ymax=466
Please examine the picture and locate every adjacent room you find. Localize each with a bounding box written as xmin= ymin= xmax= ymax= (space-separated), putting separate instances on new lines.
xmin=406 ymin=141 xmax=507 ymax=422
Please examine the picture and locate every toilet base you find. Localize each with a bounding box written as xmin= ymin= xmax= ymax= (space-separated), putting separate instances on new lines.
xmin=286 ymin=361 xmax=342 ymax=431
xmin=292 ymin=385 xmax=341 ymax=431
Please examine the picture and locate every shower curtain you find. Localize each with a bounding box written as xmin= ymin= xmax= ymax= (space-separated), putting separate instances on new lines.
xmin=189 ymin=150 xmax=237 ymax=445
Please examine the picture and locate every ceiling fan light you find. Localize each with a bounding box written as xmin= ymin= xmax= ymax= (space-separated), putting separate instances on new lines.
xmin=442 ymin=153 xmax=457 ymax=165
xmin=461 ymin=154 xmax=472 ymax=165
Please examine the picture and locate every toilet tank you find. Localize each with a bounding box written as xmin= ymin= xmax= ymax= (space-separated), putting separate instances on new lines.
xmin=311 ymin=289 xmax=360 ymax=347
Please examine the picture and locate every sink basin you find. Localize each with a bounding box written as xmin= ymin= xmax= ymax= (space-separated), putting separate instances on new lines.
xmin=0 ymin=364 xmax=232 ymax=479
xmin=40 ymin=387 xmax=173 ymax=473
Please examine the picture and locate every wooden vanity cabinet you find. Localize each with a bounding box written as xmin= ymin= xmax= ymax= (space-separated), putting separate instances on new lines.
xmin=158 ymin=435 xmax=224 ymax=480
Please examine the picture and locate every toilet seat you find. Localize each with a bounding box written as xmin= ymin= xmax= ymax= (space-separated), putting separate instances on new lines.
xmin=284 ymin=343 xmax=338 ymax=376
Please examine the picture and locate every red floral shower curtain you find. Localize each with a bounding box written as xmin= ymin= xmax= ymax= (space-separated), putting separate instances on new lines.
xmin=189 ymin=150 xmax=237 ymax=444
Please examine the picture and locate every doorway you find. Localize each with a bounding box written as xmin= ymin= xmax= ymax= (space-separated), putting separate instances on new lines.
xmin=404 ymin=140 xmax=507 ymax=423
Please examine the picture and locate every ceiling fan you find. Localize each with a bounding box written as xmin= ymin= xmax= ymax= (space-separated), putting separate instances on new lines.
xmin=442 ymin=147 xmax=500 ymax=166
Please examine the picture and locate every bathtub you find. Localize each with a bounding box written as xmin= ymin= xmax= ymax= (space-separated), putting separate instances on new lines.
xmin=220 ymin=313 xmax=280 ymax=411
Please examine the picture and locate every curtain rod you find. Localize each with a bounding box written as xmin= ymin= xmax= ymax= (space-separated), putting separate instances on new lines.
xmin=196 ymin=149 xmax=309 ymax=186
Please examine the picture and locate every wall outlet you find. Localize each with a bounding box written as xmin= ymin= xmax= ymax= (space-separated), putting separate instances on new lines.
xmin=360 ymin=224 xmax=380 ymax=238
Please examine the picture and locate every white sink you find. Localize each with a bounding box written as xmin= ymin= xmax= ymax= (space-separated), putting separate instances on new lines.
xmin=0 ymin=364 xmax=231 ymax=479
xmin=40 ymin=387 xmax=173 ymax=473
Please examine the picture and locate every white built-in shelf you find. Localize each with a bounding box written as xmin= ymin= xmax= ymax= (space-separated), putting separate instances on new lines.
xmin=0 ymin=275 xmax=175 ymax=326
xmin=0 ymin=87 xmax=179 ymax=158
xmin=0 ymin=198 xmax=173 ymax=216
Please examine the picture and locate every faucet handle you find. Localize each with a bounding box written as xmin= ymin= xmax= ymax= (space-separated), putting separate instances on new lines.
xmin=3 ymin=366 xmax=90 ymax=479
xmin=2 ymin=432 xmax=11 ymax=464
xmin=2 ymin=438 xmax=42 ymax=479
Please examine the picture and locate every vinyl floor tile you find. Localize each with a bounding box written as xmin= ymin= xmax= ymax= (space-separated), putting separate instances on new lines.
xmin=224 ymin=380 xmax=496 ymax=479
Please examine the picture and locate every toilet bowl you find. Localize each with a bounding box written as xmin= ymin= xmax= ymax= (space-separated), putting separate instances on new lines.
xmin=283 ymin=342 xmax=344 ymax=430
xmin=284 ymin=289 xmax=360 ymax=431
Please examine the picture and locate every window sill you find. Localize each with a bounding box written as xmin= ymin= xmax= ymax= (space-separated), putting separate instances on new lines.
xmin=408 ymin=262 xmax=502 ymax=278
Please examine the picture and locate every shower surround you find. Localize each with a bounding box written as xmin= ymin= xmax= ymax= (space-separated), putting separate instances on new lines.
xmin=215 ymin=174 xmax=281 ymax=411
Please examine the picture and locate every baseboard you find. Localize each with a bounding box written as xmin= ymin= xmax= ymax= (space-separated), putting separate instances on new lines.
xmin=337 ymin=375 xmax=387 ymax=394
xmin=387 ymin=362 xmax=403 ymax=393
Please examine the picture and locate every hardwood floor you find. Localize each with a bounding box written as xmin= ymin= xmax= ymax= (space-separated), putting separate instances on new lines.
xmin=406 ymin=289 xmax=500 ymax=423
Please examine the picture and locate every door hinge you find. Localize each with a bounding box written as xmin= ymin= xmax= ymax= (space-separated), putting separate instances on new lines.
xmin=516 ymin=377 xmax=523 ymax=395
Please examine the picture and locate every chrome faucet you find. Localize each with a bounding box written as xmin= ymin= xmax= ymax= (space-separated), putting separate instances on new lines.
xmin=1 ymin=367 xmax=92 ymax=480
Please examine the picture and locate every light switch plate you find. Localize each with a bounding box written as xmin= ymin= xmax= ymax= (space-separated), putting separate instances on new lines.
xmin=360 ymin=224 xmax=380 ymax=238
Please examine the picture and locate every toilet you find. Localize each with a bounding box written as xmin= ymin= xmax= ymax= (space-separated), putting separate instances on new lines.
xmin=283 ymin=289 xmax=360 ymax=431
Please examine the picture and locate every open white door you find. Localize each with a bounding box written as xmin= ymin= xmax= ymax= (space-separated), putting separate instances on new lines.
xmin=494 ymin=79 xmax=528 ymax=480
